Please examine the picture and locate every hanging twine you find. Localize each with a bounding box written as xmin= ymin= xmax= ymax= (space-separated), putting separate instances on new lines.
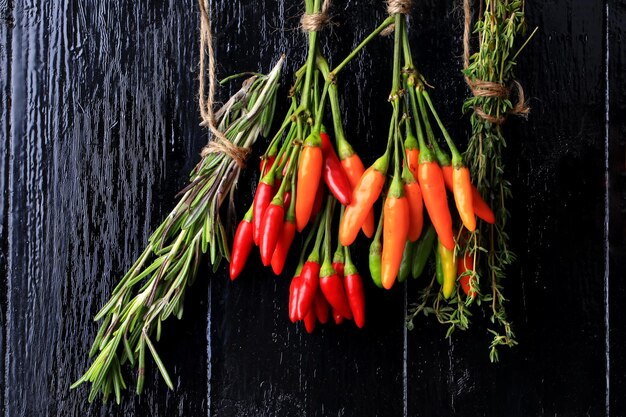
xmin=301 ymin=0 xmax=333 ymax=32
xmin=381 ymin=0 xmax=413 ymax=36
xmin=462 ymin=0 xmax=529 ymax=125
xmin=198 ymin=0 xmax=249 ymax=167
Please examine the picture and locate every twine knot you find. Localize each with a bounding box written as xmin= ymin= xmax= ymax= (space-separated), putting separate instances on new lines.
xmin=200 ymin=137 xmax=250 ymax=168
xmin=462 ymin=0 xmax=530 ymax=125
xmin=380 ymin=0 xmax=413 ymax=36
xmin=301 ymin=0 xmax=332 ymax=32
xmin=387 ymin=0 xmax=413 ymax=15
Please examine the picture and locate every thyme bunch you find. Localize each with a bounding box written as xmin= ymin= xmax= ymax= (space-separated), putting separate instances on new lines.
xmin=462 ymin=0 xmax=535 ymax=361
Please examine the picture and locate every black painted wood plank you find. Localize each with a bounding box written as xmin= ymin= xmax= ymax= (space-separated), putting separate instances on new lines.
xmin=5 ymin=0 xmax=208 ymax=415
xmin=1 ymin=1 xmax=13 ymax=414
xmin=406 ymin=1 xmax=608 ymax=416
xmin=608 ymin=1 xmax=626 ymax=415
xmin=208 ymin=1 xmax=406 ymax=416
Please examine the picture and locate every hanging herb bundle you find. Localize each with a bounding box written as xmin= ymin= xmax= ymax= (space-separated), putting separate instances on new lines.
xmin=406 ymin=0 xmax=535 ymax=361
xmin=461 ymin=0 xmax=535 ymax=360
xmin=71 ymin=0 xmax=284 ymax=403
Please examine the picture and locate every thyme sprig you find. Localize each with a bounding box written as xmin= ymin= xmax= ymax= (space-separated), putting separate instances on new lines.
xmin=71 ymin=59 xmax=283 ymax=403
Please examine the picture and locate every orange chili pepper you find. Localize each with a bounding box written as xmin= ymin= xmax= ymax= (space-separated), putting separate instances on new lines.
xmin=339 ymin=154 xmax=388 ymax=246
xmin=340 ymin=152 xmax=375 ymax=238
xmin=295 ymin=133 xmax=323 ymax=231
xmin=417 ymin=160 xmax=455 ymax=250
xmin=402 ymin=166 xmax=423 ymax=242
xmin=441 ymin=166 xmax=495 ymax=224
xmin=381 ymin=175 xmax=410 ymax=289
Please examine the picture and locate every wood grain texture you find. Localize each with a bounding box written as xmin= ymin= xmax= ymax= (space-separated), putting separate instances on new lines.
xmin=4 ymin=0 xmax=208 ymax=415
xmin=1 ymin=0 xmax=624 ymax=416
xmin=608 ymin=1 xmax=626 ymax=415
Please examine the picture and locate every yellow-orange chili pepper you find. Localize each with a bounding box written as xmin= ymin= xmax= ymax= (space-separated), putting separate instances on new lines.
xmin=452 ymin=165 xmax=475 ymax=231
xmin=441 ymin=165 xmax=495 ymax=225
xmin=438 ymin=239 xmax=457 ymax=299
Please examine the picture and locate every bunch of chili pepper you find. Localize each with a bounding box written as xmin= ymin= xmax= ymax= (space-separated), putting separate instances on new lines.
xmin=227 ymin=0 xmax=398 ymax=330
xmin=337 ymin=12 xmax=494 ymax=302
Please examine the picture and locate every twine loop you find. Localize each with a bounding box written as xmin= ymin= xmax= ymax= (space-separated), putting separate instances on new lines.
xmin=301 ymin=0 xmax=332 ymax=32
xmin=462 ymin=0 xmax=529 ymax=125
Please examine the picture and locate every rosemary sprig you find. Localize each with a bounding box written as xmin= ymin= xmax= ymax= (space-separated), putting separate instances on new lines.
xmin=71 ymin=59 xmax=283 ymax=403
xmin=463 ymin=0 xmax=532 ymax=361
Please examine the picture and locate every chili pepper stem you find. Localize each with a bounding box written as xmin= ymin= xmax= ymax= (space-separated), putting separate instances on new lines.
xmin=329 ymin=16 xmax=395 ymax=77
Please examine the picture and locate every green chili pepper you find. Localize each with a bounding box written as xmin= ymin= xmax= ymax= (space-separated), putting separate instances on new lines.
xmin=435 ymin=246 xmax=443 ymax=286
xmin=369 ymin=209 xmax=384 ymax=288
xmin=397 ymin=240 xmax=415 ymax=283
xmin=412 ymin=225 xmax=436 ymax=279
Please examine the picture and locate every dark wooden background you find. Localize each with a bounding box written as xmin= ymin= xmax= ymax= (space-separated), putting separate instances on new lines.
xmin=1 ymin=0 xmax=625 ymax=416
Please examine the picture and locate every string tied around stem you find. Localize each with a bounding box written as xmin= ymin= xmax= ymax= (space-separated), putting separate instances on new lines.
xmin=462 ymin=0 xmax=530 ymax=125
xmin=381 ymin=0 xmax=413 ymax=36
xmin=301 ymin=0 xmax=333 ymax=32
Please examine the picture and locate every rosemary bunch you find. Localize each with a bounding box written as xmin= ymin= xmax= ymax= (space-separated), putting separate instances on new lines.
xmin=71 ymin=59 xmax=283 ymax=403
xmin=462 ymin=0 xmax=535 ymax=361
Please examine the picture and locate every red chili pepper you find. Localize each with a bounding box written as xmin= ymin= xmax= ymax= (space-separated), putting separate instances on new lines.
xmin=333 ymin=308 xmax=344 ymax=325
xmin=259 ymin=200 xmax=284 ymax=266
xmin=283 ymin=191 xmax=292 ymax=211
xmin=332 ymin=261 xmax=344 ymax=278
xmin=441 ymin=166 xmax=495 ymax=224
xmin=260 ymin=155 xmax=276 ymax=177
xmin=319 ymin=261 xmax=353 ymax=320
xmin=295 ymin=133 xmax=323 ymax=231
xmin=320 ymin=132 xmax=352 ymax=205
xmin=458 ymin=254 xmax=476 ymax=298
xmin=253 ymin=172 xmax=275 ymax=246
xmin=303 ymin=309 xmax=317 ymax=334
xmin=295 ymin=260 xmax=320 ymax=321
xmin=229 ymin=206 xmax=254 ymax=280
xmin=344 ymin=273 xmax=365 ymax=328
xmin=288 ymin=264 xmax=303 ymax=323
xmin=270 ymin=219 xmax=296 ymax=275
xmin=314 ymin=290 xmax=330 ymax=324
xmin=310 ymin=182 xmax=325 ymax=219
xmin=344 ymin=247 xmax=365 ymax=328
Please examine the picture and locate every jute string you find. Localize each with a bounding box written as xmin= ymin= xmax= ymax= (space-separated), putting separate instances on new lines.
xmin=381 ymin=0 xmax=413 ymax=36
xmin=198 ymin=0 xmax=249 ymax=167
xmin=462 ymin=0 xmax=529 ymax=125
xmin=300 ymin=0 xmax=333 ymax=32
